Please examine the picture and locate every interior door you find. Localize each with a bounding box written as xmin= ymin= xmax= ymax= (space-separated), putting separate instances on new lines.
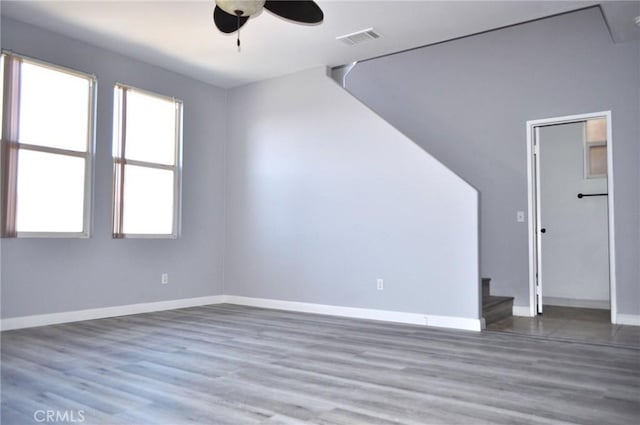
xmin=536 ymin=120 xmax=609 ymax=314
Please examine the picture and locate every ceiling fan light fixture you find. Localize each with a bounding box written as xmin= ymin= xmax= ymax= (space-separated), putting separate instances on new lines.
xmin=212 ymin=0 xmax=324 ymax=50
xmin=216 ymin=0 xmax=265 ymax=17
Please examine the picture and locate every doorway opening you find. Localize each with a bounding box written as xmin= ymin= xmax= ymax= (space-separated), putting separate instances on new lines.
xmin=526 ymin=111 xmax=616 ymax=324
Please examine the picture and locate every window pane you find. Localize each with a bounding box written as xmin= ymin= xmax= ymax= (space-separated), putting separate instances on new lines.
xmin=19 ymin=62 xmax=90 ymax=152
xmin=586 ymin=118 xmax=606 ymax=143
xmin=124 ymin=90 xmax=176 ymax=165
xmin=122 ymin=165 xmax=174 ymax=234
xmin=589 ymin=145 xmax=607 ymax=177
xmin=16 ymin=150 xmax=86 ymax=233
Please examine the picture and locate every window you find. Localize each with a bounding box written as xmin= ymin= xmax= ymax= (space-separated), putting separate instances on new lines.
xmin=584 ymin=118 xmax=607 ymax=179
xmin=112 ymin=84 xmax=182 ymax=238
xmin=1 ymin=52 xmax=95 ymax=237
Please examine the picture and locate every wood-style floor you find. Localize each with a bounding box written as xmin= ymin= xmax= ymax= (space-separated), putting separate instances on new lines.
xmin=2 ymin=304 xmax=640 ymax=425
xmin=487 ymin=306 xmax=640 ymax=348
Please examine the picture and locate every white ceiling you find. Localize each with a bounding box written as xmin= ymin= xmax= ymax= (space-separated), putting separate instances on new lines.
xmin=2 ymin=0 xmax=634 ymax=88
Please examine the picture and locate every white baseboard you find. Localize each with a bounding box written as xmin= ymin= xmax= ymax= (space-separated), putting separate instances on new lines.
xmin=1 ymin=294 xmax=483 ymax=332
xmin=0 ymin=295 xmax=226 ymax=331
xmin=616 ymin=314 xmax=640 ymax=326
xmin=513 ymin=305 xmax=533 ymax=317
xmin=225 ymin=295 xmax=482 ymax=331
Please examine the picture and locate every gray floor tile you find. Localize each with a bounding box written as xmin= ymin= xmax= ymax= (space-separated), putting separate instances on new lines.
xmin=487 ymin=306 xmax=640 ymax=349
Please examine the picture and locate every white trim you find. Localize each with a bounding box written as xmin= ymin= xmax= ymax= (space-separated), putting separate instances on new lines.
xmin=1 ymin=295 xmax=484 ymax=332
xmin=525 ymin=111 xmax=616 ymax=324
xmin=526 ymin=122 xmax=537 ymax=317
xmin=225 ymin=295 xmax=482 ymax=332
xmin=513 ymin=305 xmax=533 ymax=317
xmin=111 ymin=84 xmax=183 ymax=239
xmin=534 ymin=126 xmax=543 ymax=314
xmin=1 ymin=49 xmax=96 ymax=80
xmin=0 ymin=295 xmax=226 ymax=331
xmin=605 ymin=112 xmax=617 ymax=323
xmin=616 ymin=314 xmax=640 ymax=327
xmin=114 ymin=82 xmax=183 ymax=104
xmin=2 ymin=52 xmax=96 ymax=239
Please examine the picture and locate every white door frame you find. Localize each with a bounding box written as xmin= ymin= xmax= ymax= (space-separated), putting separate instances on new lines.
xmin=526 ymin=111 xmax=616 ymax=323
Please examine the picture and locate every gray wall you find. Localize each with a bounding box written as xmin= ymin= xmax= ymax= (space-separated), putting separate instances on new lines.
xmin=0 ymin=18 xmax=227 ymax=318
xmin=346 ymin=8 xmax=640 ymax=314
xmin=225 ymin=67 xmax=480 ymax=319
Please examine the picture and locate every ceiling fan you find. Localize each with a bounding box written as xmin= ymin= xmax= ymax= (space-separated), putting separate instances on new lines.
xmin=213 ymin=0 xmax=324 ymax=49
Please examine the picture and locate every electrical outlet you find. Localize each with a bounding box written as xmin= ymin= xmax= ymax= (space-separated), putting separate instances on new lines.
xmin=376 ymin=278 xmax=384 ymax=290
xmin=161 ymin=273 xmax=169 ymax=285
xmin=517 ymin=211 xmax=525 ymax=222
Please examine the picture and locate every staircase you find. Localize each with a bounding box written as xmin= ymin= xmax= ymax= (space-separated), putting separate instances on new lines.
xmin=482 ymin=277 xmax=514 ymax=325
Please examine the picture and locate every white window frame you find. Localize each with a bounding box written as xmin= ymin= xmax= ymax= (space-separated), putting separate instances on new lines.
xmin=583 ymin=126 xmax=607 ymax=180
xmin=583 ymin=118 xmax=608 ymax=179
xmin=112 ymin=83 xmax=183 ymax=239
xmin=1 ymin=51 xmax=96 ymax=238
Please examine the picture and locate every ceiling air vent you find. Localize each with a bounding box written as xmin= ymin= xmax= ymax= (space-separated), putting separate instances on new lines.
xmin=336 ymin=28 xmax=381 ymax=46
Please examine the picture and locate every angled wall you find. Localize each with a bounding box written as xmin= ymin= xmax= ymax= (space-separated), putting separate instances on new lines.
xmin=346 ymin=8 xmax=640 ymax=314
xmin=0 ymin=18 xmax=227 ymax=319
xmin=225 ymin=67 xmax=480 ymax=324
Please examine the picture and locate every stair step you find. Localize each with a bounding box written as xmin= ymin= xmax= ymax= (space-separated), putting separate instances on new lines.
xmin=483 ymin=295 xmax=514 ymax=325
xmin=482 ymin=277 xmax=491 ymax=298
xmin=483 ymin=295 xmax=512 ymax=308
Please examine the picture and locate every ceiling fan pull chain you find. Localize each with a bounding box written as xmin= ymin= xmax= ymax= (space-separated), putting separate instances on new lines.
xmin=236 ymin=14 xmax=241 ymax=52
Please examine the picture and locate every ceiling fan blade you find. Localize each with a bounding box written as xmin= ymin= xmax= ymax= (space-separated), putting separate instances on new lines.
xmin=213 ymin=6 xmax=249 ymax=34
xmin=264 ymin=1 xmax=324 ymax=24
